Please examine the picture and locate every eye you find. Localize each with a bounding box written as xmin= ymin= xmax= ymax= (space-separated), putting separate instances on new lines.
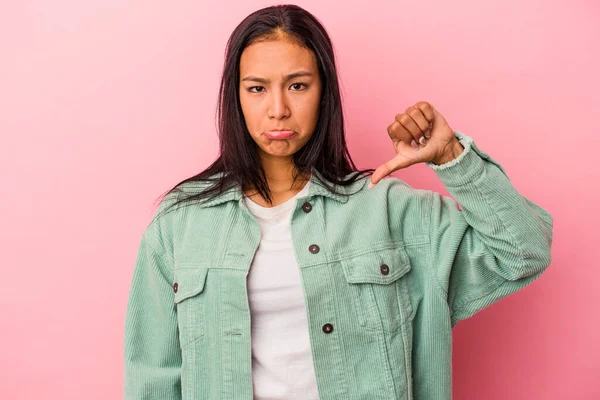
xmin=290 ymin=82 xmax=307 ymax=91
xmin=248 ymin=86 xmax=265 ymax=93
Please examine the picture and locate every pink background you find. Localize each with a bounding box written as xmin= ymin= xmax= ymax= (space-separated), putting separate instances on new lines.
xmin=1 ymin=1 xmax=598 ymax=399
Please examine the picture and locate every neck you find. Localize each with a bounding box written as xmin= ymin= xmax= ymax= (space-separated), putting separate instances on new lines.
xmin=259 ymin=155 xmax=310 ymax=193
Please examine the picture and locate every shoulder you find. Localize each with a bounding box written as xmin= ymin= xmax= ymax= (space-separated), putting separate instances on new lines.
xmin=342 ymin=175 xmax=435 ymax=227
xmin=145 ymin=178 xmax=216 ymax=244
xmin=361 ymin=175 xmax=433 ymax=204
xmin=332 ymin=174 xmax=433 ymax=245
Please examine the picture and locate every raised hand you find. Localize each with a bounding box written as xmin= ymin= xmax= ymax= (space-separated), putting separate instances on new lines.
xmin=369 ymin=101 xmax=464 ymax=188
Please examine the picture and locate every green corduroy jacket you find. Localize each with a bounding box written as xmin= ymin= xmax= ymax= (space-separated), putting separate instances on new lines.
xmin=124 ymin=131 xmax=553 ymax=399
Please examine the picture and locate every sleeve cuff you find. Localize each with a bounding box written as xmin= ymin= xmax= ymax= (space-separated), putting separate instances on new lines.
xmin=425 ymin=131 xmax=487 ymax=187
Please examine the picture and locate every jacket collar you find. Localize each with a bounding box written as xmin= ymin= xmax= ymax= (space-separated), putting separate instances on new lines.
xmin=194 ymin=167 xmax=365 ymax=208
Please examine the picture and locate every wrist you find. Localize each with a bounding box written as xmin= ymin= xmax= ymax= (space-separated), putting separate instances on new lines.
xmin=432 ymin=139 xmax=464 ymax=166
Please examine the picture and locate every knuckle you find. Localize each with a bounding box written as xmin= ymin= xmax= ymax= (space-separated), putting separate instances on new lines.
xmin=399 ymin=114 xmax=411 ymax=125
xmin=387 ymin=126 xmax=395 ymax=139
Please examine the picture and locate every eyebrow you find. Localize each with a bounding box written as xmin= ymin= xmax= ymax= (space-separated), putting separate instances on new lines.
xmin=241 ymin=71 xmax=313 ymax=84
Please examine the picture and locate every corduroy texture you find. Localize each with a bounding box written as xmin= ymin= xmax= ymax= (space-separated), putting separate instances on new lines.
xmin=124 ymin=131 xmax=553 ymax=399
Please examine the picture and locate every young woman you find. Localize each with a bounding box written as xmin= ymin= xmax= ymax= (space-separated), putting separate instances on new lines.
xmin=124 ymin=4 xmax=553 ymax=400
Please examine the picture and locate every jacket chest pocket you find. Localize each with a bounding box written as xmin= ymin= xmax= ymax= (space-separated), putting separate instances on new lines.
xmin=341 ymin=246 xmax=413 ymax=333
xmin=173 ymin=267 xmax=209 ymax=350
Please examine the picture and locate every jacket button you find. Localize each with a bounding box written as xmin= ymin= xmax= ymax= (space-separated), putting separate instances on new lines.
xmin=309 ymin=244 xmax=320 ymax=254
xmin=173 ymin=282 xmax=178 ymax=293
xmin=380 ymin=264 xmax=390 ymax=275
xmin=322 ymin=323 xmax=334 ymax=334
xmin=302 ymin=202 xmax=312 ymax=213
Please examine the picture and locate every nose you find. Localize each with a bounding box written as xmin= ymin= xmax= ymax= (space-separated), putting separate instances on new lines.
xmin=267 ymin=90 xmax=290 ymax=120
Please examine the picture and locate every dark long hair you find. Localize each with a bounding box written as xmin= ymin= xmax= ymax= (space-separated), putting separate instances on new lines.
xmin=156 ymin=4 xmax=374 ymax=215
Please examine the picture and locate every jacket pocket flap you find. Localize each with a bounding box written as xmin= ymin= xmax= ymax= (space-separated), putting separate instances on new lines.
xmin=341 ymin=246 xmax=411 ymax=284
xmin=173 ymin=268 xmax=209 ymax=303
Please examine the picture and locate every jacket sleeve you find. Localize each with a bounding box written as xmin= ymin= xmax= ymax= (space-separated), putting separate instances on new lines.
xmin=124 ymin=214 xmax=182 ymax=399
xmin=425 ymin=131 xmax=553 ymax=327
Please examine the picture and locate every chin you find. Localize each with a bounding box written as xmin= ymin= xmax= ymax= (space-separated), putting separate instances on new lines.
xmin=259 ymin=145 xmax=299 ymax=158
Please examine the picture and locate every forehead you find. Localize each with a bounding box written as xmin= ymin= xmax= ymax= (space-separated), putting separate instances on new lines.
xmin=239 ymin=39 xmax=318 ymax=75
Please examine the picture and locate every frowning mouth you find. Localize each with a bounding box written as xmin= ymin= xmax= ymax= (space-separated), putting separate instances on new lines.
xmin=264 ymin=130 xmax=295 ymax=139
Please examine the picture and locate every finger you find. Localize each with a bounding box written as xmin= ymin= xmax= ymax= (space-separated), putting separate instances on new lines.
xmin=396 ymin=111 xmax=426 ymax=148
xmin=416 ymin=101 xmax=436 ymax=125
xmin=369 ymin=155 xmax=414 ymax=188
xmin=408 ymin=106 xmax=432 ymax=140
xmin=405 ymin=106 xmax=430 ymax=145
xmin=387 ymin=120 xmax=420 ymax=150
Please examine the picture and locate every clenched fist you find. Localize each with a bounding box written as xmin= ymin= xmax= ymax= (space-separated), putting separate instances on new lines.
xmin=369 ymin=101 xmax=464 ymax=188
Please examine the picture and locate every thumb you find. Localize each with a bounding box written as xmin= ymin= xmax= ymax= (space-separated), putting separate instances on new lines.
xmin=369 ymin=155 xmax=413 ymax=188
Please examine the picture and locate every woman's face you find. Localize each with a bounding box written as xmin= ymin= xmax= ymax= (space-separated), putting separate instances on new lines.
xmin=239 ymin=37 xmax=322 ymax=162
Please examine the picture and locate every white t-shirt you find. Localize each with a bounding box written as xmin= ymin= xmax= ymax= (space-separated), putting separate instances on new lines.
xmin=243 ymin=179 xmax=319 ymax=400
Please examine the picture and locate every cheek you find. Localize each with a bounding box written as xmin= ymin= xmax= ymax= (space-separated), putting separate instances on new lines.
xmin=240 ymin=98 xmax=261 ymax=129
xmin=305 ymin=101 xmax=321 ymax=127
